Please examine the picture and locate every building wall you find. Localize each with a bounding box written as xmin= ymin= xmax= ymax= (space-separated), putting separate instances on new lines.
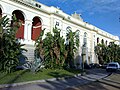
xmin=0 ymin=0 xmax=119 ymax=63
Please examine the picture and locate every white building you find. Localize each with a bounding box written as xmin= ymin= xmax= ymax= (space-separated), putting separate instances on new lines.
xmin=0 ymin=0 xmax=119 ymax=64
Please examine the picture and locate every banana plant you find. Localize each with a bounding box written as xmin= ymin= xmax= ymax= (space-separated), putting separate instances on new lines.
xmin=0 ymin=15 xmax=27 ymax=73
xmin=35 ymin=27 xmax=80 ymax=69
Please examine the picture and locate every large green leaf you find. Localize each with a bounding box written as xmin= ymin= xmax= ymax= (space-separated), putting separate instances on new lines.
xmin=0 ymin=15 xmax=27 ymax=73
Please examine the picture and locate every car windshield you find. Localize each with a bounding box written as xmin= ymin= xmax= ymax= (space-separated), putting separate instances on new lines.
xmin=108 ymin=64 xmax=117 ymax=67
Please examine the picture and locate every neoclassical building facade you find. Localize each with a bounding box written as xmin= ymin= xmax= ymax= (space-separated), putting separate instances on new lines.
xmin=0 ymin=0 xmax=119 ymax=64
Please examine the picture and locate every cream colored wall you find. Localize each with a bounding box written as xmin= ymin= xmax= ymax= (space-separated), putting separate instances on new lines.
xmin=0 ymin=0 xmax=51 ymax=45
xmin=0 ymin=0 xmax=119 ymax=63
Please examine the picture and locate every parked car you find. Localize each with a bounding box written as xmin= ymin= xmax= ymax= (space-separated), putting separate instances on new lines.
xmin=106 ymin=62 xmax=120 ymax=72
xmin=101 ymin=64 xmax=108 ymax=69
xmin=89 ymin=63 xmax=101 ymax=68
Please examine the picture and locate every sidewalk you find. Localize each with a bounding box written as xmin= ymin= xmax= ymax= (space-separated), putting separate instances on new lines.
xmin=0 ymin=69 xmax=110 ymax=90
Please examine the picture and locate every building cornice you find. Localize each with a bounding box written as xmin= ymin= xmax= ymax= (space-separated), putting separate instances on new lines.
xmin=9 ymin=0 xmax=50 ymax=14
xmin=4 ymin=0 xmax=119 ymax=41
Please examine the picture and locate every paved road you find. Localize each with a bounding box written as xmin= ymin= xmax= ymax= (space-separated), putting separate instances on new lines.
xmin=0 ymin=69 xmax=110 ymax=90
xmin=65 ymin=70 xmax=120 ymax=90
xmin=65 ymin=81 xmax=120 ymax=90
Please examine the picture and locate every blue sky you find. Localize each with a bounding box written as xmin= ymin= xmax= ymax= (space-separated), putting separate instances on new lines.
xmin=37 ymin=0 xmax=120 ymax=37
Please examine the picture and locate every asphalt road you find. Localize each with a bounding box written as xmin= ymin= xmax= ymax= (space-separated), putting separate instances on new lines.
xmin=0 ymin=69 xmax=115 ymax=90
xmin=65 ymin=69 xmax=120 ymax=90
xmin=65 ymin=81 xmax=120 ymax=90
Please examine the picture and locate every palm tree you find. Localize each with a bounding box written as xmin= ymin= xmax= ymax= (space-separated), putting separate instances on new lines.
xmin=108 ymin=42 xmax=120 ymax=62
xmin=35 ymin=27 xmax=80 ymax=69
xmin=35 ymin=27 xmax=66 ymax=69
xmin=95 ymin=44 xmax=106 ymax=64
xmin=95 ymin=42 xmax=120 ymax=64
xmin=65 ymin=29 xmax=80 ymax=68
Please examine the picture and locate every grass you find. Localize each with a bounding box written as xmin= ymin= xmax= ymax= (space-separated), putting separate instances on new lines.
xmin=0 ymin=68 xmax=81 ymax=84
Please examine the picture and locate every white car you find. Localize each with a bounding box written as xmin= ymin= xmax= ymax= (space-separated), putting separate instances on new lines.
xmin=106 ymin=62 xmax=120 ymax=72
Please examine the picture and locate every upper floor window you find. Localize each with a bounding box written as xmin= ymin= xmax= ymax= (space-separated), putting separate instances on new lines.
xmin=55 ymin=21 xmax=59 ymax=26
xmin=35 ymin=3 xmax=41 ymax=8
xmin=97 ymin=37 xmax=99 ymax=44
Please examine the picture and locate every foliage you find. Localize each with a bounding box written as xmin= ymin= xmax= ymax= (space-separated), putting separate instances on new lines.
xmin=65 ymin=29 xmax=80 ymax=68
xmin=35 ymin=27 xmax=80 ymax=69
xmin=35 ymin=27 xmax=66 ymax=69
xmin=108 ymin=42 xmax=120 ymax=62
xmin=95 ymin=42 xmax=120 ymax=64
xmin=95 ymin=44 xmax=106 ymax=64
xmin=0 ymin=15 xmax=27 ymax=73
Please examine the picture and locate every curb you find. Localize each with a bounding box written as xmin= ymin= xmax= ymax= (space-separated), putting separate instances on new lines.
xmin=64 ymin=72 xmax=112 ymax=89
xmin=0 ymin=71 xmax=111 ymax=89
xmin=0 ymin=73 xmax=82 ymax=89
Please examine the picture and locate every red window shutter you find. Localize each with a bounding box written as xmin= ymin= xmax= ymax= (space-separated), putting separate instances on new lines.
xmin=32 ymin=27 xmax=41 ymax=40
xmin=16 ymin=25 xmax=24 ymax=39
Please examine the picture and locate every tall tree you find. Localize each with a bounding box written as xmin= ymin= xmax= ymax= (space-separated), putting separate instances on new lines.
xmin=65 ymin=29 xmax=80 ymax=68
xmin=95 ymin=42 xmax=120 ymax=64
xmin=35 ymin=27 xmax=66 ymax=69
xmin=35 ymin=27 xmax=80 ymax=69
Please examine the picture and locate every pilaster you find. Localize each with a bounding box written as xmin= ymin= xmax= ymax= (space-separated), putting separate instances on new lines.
xmin=24 ymin=20 xmax=32 ymax=40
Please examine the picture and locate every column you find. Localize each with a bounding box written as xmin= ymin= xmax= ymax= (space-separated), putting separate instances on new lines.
xmin=24 ymin=20 xmax=32 ymax=40
xmin=50 ymin=15 xmax=54 ymax=32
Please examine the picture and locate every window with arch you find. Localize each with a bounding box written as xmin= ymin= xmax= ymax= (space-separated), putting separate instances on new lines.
xmin=101 ymin=39 xmax=104 ymax=44
xmin=66 ymin=26 xmax=72 ymax=45
xmin=97 ymin=37 xmax=99 ymax=44
xmin=75 ymin=30 xmax=80 ymax=46
xmin=31 ymin=16 xmax=42 ymax=41
xmin=12 ymin=10 xmax=25 ymax=39
xmin=83 ymin=32 xmax=87 ymax=47
xmin=106 ymin=40 xmax=108 ymax=45
xmin=66 ymin=26 xmax=72 ymax=31
xmin=76 ymin=30 xmax=80 ymax=39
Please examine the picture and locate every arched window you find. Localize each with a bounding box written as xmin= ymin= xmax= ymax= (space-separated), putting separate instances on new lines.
xmin=12 ymin=10 xmax=25 ymax=39
xmin=31 ymin=16 xmax=42 ymax=41
xmin=76 ymin=30 xmax=80 ymax=39
xmin=83 ymin=32 xmax=87 ymax=47
xmin=66 ymin=26 xmax=72 ymax=31
xmin=106 ymin=40 xmax=108 ymax=45
xmin=84 ymin=32 xmax=87 ymax=37
xmin=66 ymin=26 xmax=72 ymax=45
xmin=97 ymin=37 xmax=99 ymax=44
xmin=75 ymin=30 xmax=80 ymax=45
xmin=101 ymin=39 xmax=104 ymax=44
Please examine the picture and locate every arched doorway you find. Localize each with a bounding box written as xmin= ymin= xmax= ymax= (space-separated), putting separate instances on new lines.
xmin=0 ymin=8 xmax=2 ymax=18
xmin=12 ymin=10 xmax=25 ymax=39
xmin=31 ymin=16 xmax=42 ymax=41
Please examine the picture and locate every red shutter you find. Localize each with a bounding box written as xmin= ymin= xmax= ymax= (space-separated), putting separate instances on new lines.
xmin=32 ymin=21 xmax=41 ymax=41
xmin=16 ymin=24 xmax=24 ymax=39
xmin=32 ymin=26 xmax=41 ymax=40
